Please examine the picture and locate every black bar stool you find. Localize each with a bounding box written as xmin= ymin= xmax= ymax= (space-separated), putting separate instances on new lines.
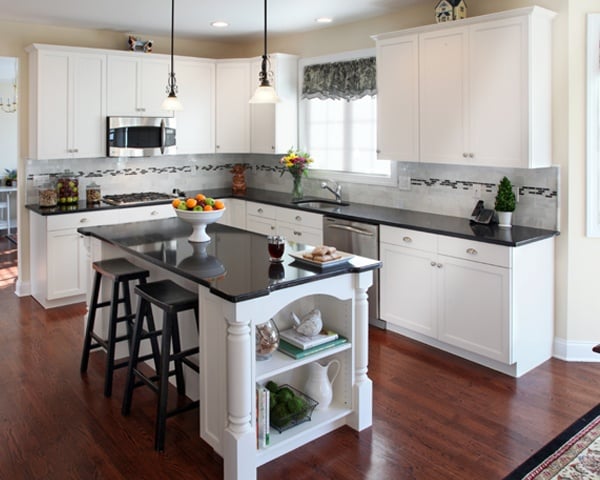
xmin=121 ymin=279 xmax=200 ymax=452
xmin=80 ymin=258 xmax=159 ymax=398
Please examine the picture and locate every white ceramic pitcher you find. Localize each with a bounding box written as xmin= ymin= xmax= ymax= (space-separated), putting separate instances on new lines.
xmin=304 ymin=359 xmax=340 ymax=410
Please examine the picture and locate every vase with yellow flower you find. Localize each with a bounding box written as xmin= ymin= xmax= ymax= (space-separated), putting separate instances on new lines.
xmin=280 ymin=148 xmax=313 ymax=201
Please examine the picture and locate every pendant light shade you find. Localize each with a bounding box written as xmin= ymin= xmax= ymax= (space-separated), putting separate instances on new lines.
xmin=249 ymin=0 xmax=280 ymax=104
xmin=162 ymin=0 xmax=182 ymax=111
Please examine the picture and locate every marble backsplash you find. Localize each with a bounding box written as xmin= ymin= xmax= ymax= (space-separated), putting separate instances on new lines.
xmin=26 ymin=154 xmax=560 ymax=230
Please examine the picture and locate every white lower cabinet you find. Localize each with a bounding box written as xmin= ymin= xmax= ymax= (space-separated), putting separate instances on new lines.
xmin=216 ymin=198 xmax=247 ymax=230
xmin=30 ymin=205 xmax=175 ymax=308
xmin=380 ymin=225 xmax=554 ymax=377
xmin=245 ymin=201 xmax=322 ymax=246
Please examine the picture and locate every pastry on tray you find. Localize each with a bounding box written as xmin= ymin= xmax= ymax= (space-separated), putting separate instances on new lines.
xmin=302 ymin=245 xmax=342 ymax=263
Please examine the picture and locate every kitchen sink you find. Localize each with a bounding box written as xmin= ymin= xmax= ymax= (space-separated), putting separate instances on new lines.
xmin=293 ymin=199 xmax=350 ymax=210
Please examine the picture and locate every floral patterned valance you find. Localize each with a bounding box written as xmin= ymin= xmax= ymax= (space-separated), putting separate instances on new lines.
xmin=301 ymin=57 xmax=376 ymax=101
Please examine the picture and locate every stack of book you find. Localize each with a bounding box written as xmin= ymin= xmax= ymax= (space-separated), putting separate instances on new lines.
xmin=278 ymin=328 xmax=347 ymax=359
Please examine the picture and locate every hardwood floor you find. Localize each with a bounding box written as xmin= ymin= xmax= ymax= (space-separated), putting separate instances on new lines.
xmin=0 ymin=235 xmax=598 ymax=479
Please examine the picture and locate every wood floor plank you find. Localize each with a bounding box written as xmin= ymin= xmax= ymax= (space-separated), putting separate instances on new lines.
xmin=0 ymin=236 xmax=597 ymax=479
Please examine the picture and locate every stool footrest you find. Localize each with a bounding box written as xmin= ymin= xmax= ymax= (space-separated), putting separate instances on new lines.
xmin=166 ymin=400 xmax=200 ymax=419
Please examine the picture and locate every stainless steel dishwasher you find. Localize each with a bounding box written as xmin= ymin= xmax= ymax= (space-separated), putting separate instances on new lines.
xmin=323 ymin=216 xmax=385 ymax=329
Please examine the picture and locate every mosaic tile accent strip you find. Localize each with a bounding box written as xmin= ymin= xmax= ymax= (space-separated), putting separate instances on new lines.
xmin=410 ymin=177 xmax=556 ymax=198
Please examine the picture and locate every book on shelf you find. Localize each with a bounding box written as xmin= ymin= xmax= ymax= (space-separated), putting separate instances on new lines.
xmin=279 ymin=328 xmax=339 ymax=350
xmin=277 ymin=336 xmax=348 ymax=359
xmin=256 ymin=384 xmax=270 ymax=449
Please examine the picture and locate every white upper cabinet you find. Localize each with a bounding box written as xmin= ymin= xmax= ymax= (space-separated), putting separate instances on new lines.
xmin=175 ymin=58 xmax=215 ymax=154
xmin=250 ymin=54 xmax=299 ymax=154
xmin=373 ymin=6 xmax=556 ymax=168
xmin=215 ymin=60 xmax=251 ymax=153
xmin=28 ymin=45 xmax=106 ymax=160
xmin=375 ymin=34 xmax=419 ymax=162
xmin=107 ymin=54 xmax=170 ymax=117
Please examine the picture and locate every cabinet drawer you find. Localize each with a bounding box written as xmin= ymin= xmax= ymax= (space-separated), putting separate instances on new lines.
xmin=121 ymin=204 xmax=175 ymax=223
xmin=380 ymin=225 xmax=437 ymax=252
xmin=246 ymin=215 xmax=276 ymax=236
xmin=246 ymin=201 xmax=277 ymax=219
xmin=438 ymin=236 xmax=511 ymax=267
xmin=276 ymin=207 xmax=322 ymax=229
xmin=47 ymin=210 xmax=117 ymax=231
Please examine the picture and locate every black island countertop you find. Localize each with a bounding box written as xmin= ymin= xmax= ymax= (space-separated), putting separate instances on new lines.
xmin=78 ymin=218 xmax=381 ymax=303
xmin=29 ymin=187 xmax=558 ymax=247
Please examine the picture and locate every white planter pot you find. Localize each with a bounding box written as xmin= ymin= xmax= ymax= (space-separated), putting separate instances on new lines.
xmin=497 ymin=211 xmax=513 ymax=228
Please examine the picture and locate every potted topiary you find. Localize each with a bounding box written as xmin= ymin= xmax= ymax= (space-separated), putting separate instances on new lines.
xmin=494 ymin=176 xmax=516 ymax=227
xmin=4 ymin=168 xmax=16 ymax=187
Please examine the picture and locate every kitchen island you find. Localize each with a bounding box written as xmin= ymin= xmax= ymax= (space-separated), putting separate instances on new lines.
xmin=78 ymin=217 xmax=381 ymax=480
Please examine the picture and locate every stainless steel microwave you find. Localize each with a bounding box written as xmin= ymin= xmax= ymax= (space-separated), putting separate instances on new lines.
xmin=107 ymin=116 xmax=176 ymax=157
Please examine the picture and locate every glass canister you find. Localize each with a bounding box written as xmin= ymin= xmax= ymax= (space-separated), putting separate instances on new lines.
xmin=86 ymin=182 xmax=101 ymax=204
xmin=56 ymin=172 xmax=79 ymax=204
xmin=38 ymin=184 xmax=57 ymax=207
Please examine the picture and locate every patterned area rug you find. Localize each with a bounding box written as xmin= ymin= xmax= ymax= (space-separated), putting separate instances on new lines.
xmin=505 ymin=404 xmax=600 ymax=479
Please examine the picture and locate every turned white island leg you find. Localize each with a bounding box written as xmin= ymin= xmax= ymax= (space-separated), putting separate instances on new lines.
xmin=348 ymin=270 xmax=373 ymax=431
xmin=223 ymin=306 xmax=256 ymax=480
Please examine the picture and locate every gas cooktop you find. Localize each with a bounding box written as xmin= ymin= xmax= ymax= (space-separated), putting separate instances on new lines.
xmin=102 ymin=192 xmax=175 ymax=206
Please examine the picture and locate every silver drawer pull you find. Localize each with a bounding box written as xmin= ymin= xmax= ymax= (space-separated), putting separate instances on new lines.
xmin=402 ymin=236 xmax=412 ymax=243
xmin=151 ymin=210 xmax=159 ymax=216
xmin=295 ymin=215 xmax=302 ymax=222
xmin=257 ymin=208 xmax=263 ymax=214
xmin=430 ymin=261 xmax=436 ymax=267
xmin=79 ymin=218 xmax=88 ymax=224
xmin=466 ymin=248 xmax=478 ymax=255
xmin=270 ymin=225 xmax=275 ymax=230
xmin=437 ymin=263 xmax=443 ymax=268
xmin=294 ymin=231 xmax=302 ymax=236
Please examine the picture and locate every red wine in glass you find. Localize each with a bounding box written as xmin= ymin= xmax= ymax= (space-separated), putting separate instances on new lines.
xmin=267 ymin=236 xmax=285 ymax=262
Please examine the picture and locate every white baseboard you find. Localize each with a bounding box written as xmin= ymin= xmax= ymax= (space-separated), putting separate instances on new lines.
xmin=553 ymin=337 xmax=600 ymax=362
xmin=15 ymin=279 xmax=31 ymax=297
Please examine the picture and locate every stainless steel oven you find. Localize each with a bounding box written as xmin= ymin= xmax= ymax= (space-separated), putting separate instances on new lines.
xmin=323 ymin=216 xmax=384 ymax=329
xmin=107 ymin=116 xmax=176 ymax=157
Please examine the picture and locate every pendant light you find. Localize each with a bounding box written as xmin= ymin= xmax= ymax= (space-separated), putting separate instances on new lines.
xmin=249 ymin=0 xmax=280 ymax=104
xmin=161 ymin=0 xmax=183 ymax=111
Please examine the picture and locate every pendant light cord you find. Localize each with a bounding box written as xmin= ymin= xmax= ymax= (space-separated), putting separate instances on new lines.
xmin=170 ymin=0 xmax=175 ymax=80
xmin=263 ymin=0 xmax=267 ymax=58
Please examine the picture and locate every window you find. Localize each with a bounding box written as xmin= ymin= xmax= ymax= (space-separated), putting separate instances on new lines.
xmin=587 ymin=14 xmax=600 ymax=236
xmin=299 ymin=50 xmax=395 ymax=185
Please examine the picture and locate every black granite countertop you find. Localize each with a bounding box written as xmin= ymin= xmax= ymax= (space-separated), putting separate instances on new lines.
xmin=78 ymin=218 xmax=381 ymax=303
xmin=28 ymin=187 xmax=559 ymax=247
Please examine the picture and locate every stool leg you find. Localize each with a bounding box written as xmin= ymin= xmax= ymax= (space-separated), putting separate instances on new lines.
xmin=156 ymin=311 xmax=173 ymax=451
xmin=103 ymin=278 xmax=121 ymax=397
xmin=122 ymin=279 xmax=134 ymax=347
xmin=122 ymin=299 xmax=148 ymax=416
xmin=171 ymin=317 xmax=186 ymax=395
xmin=144 ymin=304 xmax=162 ymax=374
xmin=80 ymin=271 xmax=102 ymax=374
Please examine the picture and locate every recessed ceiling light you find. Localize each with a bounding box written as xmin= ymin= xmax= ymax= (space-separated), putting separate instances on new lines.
xmin=316 ymin=17 xmax=333 ymax=24
xmin=211 ymin=21 xmax=229 ymax=28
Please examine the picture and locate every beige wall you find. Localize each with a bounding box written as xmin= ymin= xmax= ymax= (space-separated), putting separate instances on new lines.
xmin=6 ymin=1 xmax=598 ymax=352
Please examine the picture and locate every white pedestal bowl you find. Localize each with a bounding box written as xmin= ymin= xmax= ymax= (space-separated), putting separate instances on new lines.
xmin=174 ymin=207 xmax=226 ymax=242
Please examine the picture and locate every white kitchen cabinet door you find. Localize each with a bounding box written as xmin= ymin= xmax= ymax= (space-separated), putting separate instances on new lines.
xmin=276 ymin=223 xmax=322 ymax=247
xmin=71 ymin=54 xmax=107 ymax=158
xmin=217 ymin=198 xmax=246 ymax=230
xmin=47 ymin=229 xmax=86 ymax=300
xmin=140 ymin=57 xmax=171 ymax=116
xmin=175 ymin=58 xmax=215 ymax=154
xmin=29 ymin=47 xmax=106 ymax=160
xmin=376 ymin=34 xmax=419 ymax=162
xmin=419 ymin=26 xmax=468 ymax=165
xmin=380 ymin=241 xmax=438 ymax=337
xmin=437 ymin=254 xmax=511 ymax=363
xmin=106 ymin=55 xmax=139 ymax=115
xmin=467 ymin=17 xmax=526 ymax=168
xmin=250 ymin=54 xmax=298 ymax=154
xmin=215 ymin=61 xmax=251 ymax=153
xmin=107 ymin=55 xmax=170 ymax=116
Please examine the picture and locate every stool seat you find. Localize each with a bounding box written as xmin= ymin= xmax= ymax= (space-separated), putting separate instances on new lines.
xmin=134 ymin=279 xmax=198 ymax=314
xmin=122 ymin=279 xmax=200 ymax=452
xmin=80 ymin=257 xmax=156 ymax=398
xmin=93 ymin=258 xmax=150 ymax=281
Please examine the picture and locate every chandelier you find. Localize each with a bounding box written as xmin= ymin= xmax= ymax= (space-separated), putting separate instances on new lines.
xmin=0 ymin=58 xmax=17 ymax=114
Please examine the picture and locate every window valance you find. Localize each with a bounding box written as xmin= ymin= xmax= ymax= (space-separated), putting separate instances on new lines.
xmin=301 ymin=57 xmax=376 ymax=101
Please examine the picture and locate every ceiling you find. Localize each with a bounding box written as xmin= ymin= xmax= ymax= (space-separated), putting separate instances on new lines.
xmin=0 ymin=0 xmax=426 ymax=41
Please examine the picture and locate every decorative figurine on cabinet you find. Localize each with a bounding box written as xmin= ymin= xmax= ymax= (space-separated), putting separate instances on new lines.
xmin=128 ymin=35 xmax=153 ymax=53
xmin=435 ymin=0 xmax=454 ymax=23
xmin=453 ymin=0 xmax=468 ymax=20
xmin=231 ymin=163 xmax=248 ymax=194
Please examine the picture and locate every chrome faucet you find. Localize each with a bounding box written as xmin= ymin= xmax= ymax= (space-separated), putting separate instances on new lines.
xmin=321 ymin=180 xmax=343 ymax=203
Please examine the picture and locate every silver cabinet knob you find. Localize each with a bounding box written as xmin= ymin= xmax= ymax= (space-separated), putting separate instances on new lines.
xmin=430 ymin=261 xmax=437 ymax=267
xmin=402 ymin=236 xmax=412 ymax=243
xmin=437 ymin=263 xmax=443 ymax=268
xmin=295 ymin=215 xmax=302 ymax=222
xmin=466 ymin=248 xmax=478 ymax=255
